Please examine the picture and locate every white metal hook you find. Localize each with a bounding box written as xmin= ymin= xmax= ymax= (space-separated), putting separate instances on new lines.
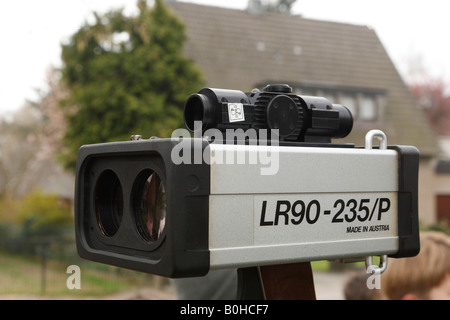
xmin=365 ymin=255 xmax=388 ymax=275
xmin=365 ymin=130 xmax=387 ymax=150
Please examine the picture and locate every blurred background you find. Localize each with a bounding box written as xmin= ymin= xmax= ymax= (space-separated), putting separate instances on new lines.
xmin=0 ymin=0 xmax=449 ymax=299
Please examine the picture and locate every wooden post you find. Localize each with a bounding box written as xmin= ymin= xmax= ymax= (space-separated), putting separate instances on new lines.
xmin=259 ymin=262 xmax=316 ymax=300
xmin=237 ymin=262 xmax=316 ymax=300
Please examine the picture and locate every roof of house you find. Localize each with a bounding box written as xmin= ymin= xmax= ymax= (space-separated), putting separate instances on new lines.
xmin=169 ymin=2 xmax=440 ymax=156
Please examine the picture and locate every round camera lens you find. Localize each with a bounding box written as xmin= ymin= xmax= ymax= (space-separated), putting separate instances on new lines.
xmin=133 ymin=170 xmax=166 ymax=242
xmin=94 ymin=170 xmax=123 ymax=237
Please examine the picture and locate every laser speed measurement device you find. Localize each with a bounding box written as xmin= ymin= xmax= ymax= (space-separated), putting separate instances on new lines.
xmin=75 ymin=84 xmax=420 ymax=278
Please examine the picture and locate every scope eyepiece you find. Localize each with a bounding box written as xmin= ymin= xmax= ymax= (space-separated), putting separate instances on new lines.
xmin=184 ymin=93 xmax=211 ymax=132
xmin=184 ymin=88 xmax=250 ymax=132
xmin=184 ymin=84 xmax=353 ymax=143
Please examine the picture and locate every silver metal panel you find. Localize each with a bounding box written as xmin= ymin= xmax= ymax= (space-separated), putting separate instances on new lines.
xmin=208 ymin=145 xmax=400 ymax=268
xmin=209 ymin=195 xmax=254 ymax=249
xmin=209 ymin=192 xmax=398 ymax=268
xmin=209 ymin=145 xmax=398 ymax=195
xmin=209 ymin=238 xmax=399 ymax=269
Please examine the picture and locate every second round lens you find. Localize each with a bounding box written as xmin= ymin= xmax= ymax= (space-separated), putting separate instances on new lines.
xmin=94 ymin=170 xmax=123 ymax=237
xmin=133 ymin=169 xmax=166 ymax=242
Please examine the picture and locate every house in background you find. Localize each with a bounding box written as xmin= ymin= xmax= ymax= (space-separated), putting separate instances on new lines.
xmin=168 ymin=2 xmax=448 ymax=225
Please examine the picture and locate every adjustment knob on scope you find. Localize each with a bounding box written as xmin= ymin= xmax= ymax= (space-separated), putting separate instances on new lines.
xmin=266 ymin=95 xmax=300 ymax=137
xmin=263 ymin=84 xmax=293 ymax=93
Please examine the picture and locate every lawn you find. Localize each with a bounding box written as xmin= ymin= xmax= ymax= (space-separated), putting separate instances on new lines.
xmin=0 ymin=251 xmax=359 ymax=299
xmin=0 ymin=251 xmax=171 ymax=299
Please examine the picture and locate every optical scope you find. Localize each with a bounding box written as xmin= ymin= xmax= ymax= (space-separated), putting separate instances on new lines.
xmin=184 ymin=83 xmax=353 ymax=143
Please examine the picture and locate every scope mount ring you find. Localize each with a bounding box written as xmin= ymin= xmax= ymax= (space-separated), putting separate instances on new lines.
xmin=365 ymin=130 xmax=387 ymax=150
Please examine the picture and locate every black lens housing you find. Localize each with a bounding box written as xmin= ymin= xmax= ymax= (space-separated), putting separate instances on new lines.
xmin=75 ymin=139 xmax=210 ymax=278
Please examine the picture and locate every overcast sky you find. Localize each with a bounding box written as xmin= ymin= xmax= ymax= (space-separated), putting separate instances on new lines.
xmin=0 ymin=0 xmax=448 ymax=116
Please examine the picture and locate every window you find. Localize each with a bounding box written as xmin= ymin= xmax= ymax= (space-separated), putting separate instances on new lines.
xmin=339 ymin=95 xmax=356 ymax=117
xmin=256 ymin=42 xmax=266 ymax=52
xmin=359 ymin=95 xmax=377 ymax=121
